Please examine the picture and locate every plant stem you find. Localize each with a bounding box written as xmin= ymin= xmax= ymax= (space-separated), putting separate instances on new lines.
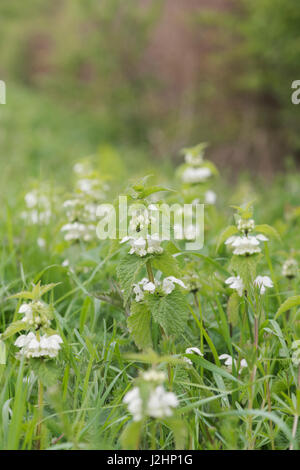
xmin=36 ymin=379 xmax=44 ymax=450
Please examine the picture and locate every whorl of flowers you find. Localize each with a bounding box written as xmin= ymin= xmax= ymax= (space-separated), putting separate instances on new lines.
xmin=282 ymin=259 xmax=298 ymax=279
xmin=219 ymin=354 xmax=248 ymax=373
xmin=225 ymin=213 xmax=268 ymax=256
xmin=4 ymin=283 xmax=63 ymax=361
xmin=180 ymin=143 xmax=215 ymax=186
xmin=121 ymin=206 xmax=166 ymax=257
xmin=133 ymin=276 xmax=186 ymax=302
xmin=225 ymin=275 xmax=273 ymax=296
xmin=21 ymin=187 xmax=52 ymax=225
xmin=15 ymin=332 xmax=63 ymax=359
xmin=123 ymin=369 xmax=178 ymax=422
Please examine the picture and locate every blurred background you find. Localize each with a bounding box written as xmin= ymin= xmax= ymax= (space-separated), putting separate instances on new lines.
xmin=0 ymin=0 xmax=299 ymax=189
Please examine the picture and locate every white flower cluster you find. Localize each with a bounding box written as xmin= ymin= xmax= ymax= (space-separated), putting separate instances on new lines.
xmin=61 ymin=222 xmax=96 ymax=242
xmin=123 ymin=385 xmax=178 ymax=422
xmin=121 ymin=233 xmax=164 ymax=257
xmin=219 ymin=354 xmax=248 ymax=372
xmin=19 ymin=301 xmax=51 ymax=329
xmin=282 ymin=259 xmax=298 ymax=279
xmin=142 ymin=370 xmax=166 ymax=383
xmin=225 ymin=275 xmax=273 ymax=296
xmin=184 ymin=347 xmax=203 ymax=365
xmin=129 ymin=207 xmax=158 ymax=234
xmin=182 ymin=167 xmax=212 ymax=184
xmin=21 ymin=190 xmax=52 ymax=225
xmin=133 ymin=276 xmax=186 ymax=302
xmin=225 ymin=234 xmax=268 ymax=256
xmin=237 ymin=218 xmax=255 ymax=233
xmin=14 ymin=332 xmax=63 ymax=359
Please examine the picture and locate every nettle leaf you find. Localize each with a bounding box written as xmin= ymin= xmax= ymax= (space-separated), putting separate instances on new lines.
xmin=216 ymin=225 xmax=238 ymax=252
xmin=146 ymin=290 xmax=189 ymax=337
xmin=2 ymin=321 xmax=28 ymax=340
xmin=227 ymin=292 xmax=240 ymax=327
xmin=275 ymin=296 xmax=300 ymax=319
xmin=255 ymin=224 xmax=281 ymax=242
xmin=30 ymin=359 xmax=60 ymax=387
xmin=117 ymin=254 xmax=149 ymax=304
xmin=229 ymin=254 xmax=261 ymax=287
xmin=127 ymin=303 xmax=152 ymax=350
xmin=152 ymin=251 xmax=181 ymax=277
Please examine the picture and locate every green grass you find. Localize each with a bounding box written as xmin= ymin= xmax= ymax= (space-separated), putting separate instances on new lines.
xmin=1 ymin=101 xmax=300 ymax=450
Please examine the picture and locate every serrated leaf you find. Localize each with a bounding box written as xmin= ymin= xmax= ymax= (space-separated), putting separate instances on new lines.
xmin=117 ymin=254 xmax=149 ymax=304
xmin=255 ymin=224 xmax=281 ymax=242
xmin=216 ymin=226 xmax=238 ymax=252
xmin=146 ymin=290 xmax=189 ymax=337
xmin=229 ymin=254 xmax=260 ymax=286
xmin=2 ymin=321 xmax=27 ymax=340
xmin=275 ymin=296 xmax=300 ymax=319
xmin=30 ymin=359 xmax=60 ymax=387
xmin=152 ymin=251 xmax=180 ymax=277
xmin=127 ymin=303 xmax=152 ymax=350
xmin=227 ymin=292 xmax=240 ymax=327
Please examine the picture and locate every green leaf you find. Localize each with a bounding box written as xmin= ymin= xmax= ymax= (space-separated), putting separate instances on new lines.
xmin=275 ymin=296 xmax=300 ymax=319
xmin=30 ymin=359 xmax=60 ymax=387
xmin=120 ymin=420 xmax=143 ymax=450
xmin=127 ymin=303 xmax=152 ymax=350
xmin=117 ymin=254 xmax=149 ymax=304
xmin=146 ymin=290 xmax=189 ymax=337
xmin=152 ymin=251 xmax=180 ymax=277
xmin=2 ymin=321 xmax=27 ymax=340
xmin=229 ymin=254 xmax=261 ymax=286
xmin=227 ymin=292 xmax=240 ymax=327
xmin=255 ymin=224 xmax=281 ymax=242
xmin=216 ymin=226 xmax=238 ymax=252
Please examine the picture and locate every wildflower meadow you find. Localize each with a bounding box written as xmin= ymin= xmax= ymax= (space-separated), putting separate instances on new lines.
xmin=1 ymin=142 xmax=300 ymax=451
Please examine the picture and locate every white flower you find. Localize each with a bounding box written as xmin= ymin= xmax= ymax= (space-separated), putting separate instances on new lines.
xmin=184 ymin=347 xmax=203 ymax=365
xmin=129 ymin=237 xmax=148 ymax=256
xmin=282 ymin=259 xmax=298 ymax=279
xmin=225 ymin=234 xmax=268 ymax=256
xmin=123 ymin=384 xmax=178 ymax=422
xmin=61 ymin=222 xmax=96 ymax=242
xmin=253 ymin=276 xmax=273 ymax=294
xmin=37 ymin=237 xmax=46 ymax=248
xmin=205 ymin=190 xmax=217 ymax=205
xmin=142 ymin=370 xmax=166 ymax=383
xmin=147 ymin=386 xmax=178 ymax=419
xmin=19 ymin=303 xmax=34 ymax=324
xmin=123 ymin=387 xmax=143 ymax=422
xmin=219 ymin=354 xmax=248 ymax=372
xmin=14 ymin=332 xmax=63 ymax=359
xmin=225 ymin=276 xmax=245 ymax=297
xmin=146 ymin=234 xmax=163 ymax=255
xmin=185 ymin=152 xmax=203 ymax=166
xmin=182 ymin=167 xmax=212 ymax=184
xmin=162 ymin=276 xmax=186 ymax=295
xmin=121 ymin=233 xmax=163 ymax=257
xmin=237 ymin=219 xmax=255 ymax=232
